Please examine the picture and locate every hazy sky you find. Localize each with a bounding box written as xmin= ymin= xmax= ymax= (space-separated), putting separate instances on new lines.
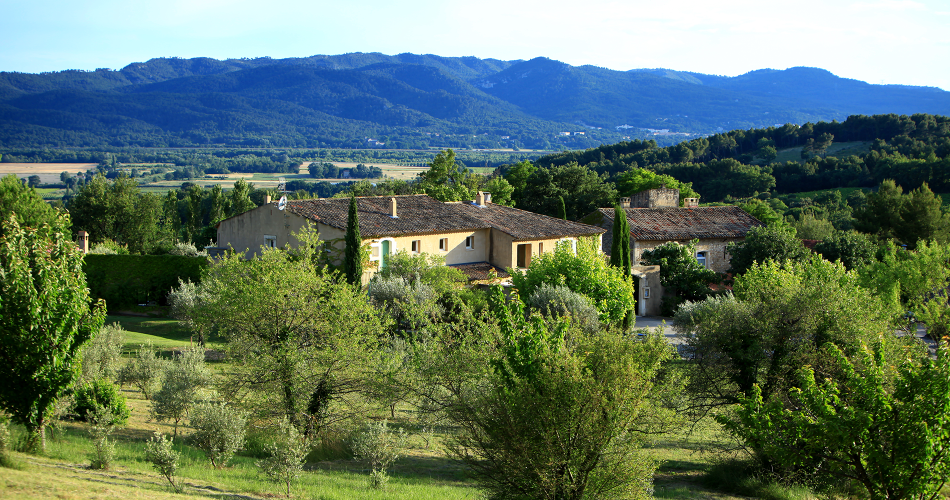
xmin=2 ymin=0 xmax=948 ymax=90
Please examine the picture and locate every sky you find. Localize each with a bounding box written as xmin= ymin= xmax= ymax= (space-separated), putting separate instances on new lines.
xmin=2 ymin=0 xmax=948 ymax=90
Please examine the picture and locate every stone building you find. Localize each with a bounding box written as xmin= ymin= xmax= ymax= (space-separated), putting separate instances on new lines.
xmin=215 ymin=192 xmax=605 ymax=283
xmin=581 ymin=188 xmax=764 ymax=315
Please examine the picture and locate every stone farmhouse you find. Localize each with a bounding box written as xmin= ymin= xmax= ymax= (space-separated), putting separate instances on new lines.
xmin=215 ymin=192 xmax=605 ymax=282
xmin=581 ymin=186 xmax=764 ymax=315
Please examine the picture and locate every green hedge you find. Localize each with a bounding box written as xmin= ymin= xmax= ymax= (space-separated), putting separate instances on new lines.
xmin=83 ymin=254 xmax=209 ymax=310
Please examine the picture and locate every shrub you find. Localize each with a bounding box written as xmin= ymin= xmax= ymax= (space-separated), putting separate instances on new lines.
xmin=189 ymin=401 xmax=248 ymax=468
xmin=350 ymin=420 xmax=408 ymax=489
xmin=526 ymin=283 xmax=601 ymax=334
xmin=167 ymin=242 xmax=205 ymax=256
xmin=510 ymin=237 xmax=635 ymax=326
xmin=0 ymin=415 xmax=14 ymax=469
xmin=145 ymin=432 xmax=182 ymax=493
xmin=151 ymin=347 xmax=212 ymax=436
xmin=88 ymin=239 xmax=129 ymax=255
xmin=257 ymin=418 xmax=311 ymax=497
xmin=87 ymin=405 xmax=116 ymax=470
xmin=121 ymin=343 xmax=167 ymax=399
xmin=73 ymin=379 xmax=129 ymax=425
xmin=81 ymin=323 xmax=125 ymax=383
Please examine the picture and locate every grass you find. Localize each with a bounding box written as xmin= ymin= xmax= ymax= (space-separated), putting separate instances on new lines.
xmin=780 ymin=186 xmax=871 ymax=201
xmin=773 ymin=141 xmax=872 ymax=164
xmin=0 ymin=319 xmax=827 ymax=499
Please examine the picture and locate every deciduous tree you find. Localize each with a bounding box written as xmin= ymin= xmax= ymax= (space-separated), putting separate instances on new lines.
xmin=0 ymin=215 xmax=106 ymax=452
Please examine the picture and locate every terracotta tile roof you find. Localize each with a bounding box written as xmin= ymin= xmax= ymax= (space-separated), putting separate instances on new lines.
xmin=448 ymin=262 xmax=511 ymax=281
xmin=595 ymin=206 xmax=764 ymax=240
xmin=284 ymin=195 xmax=490 ymax=238
xmin=284 ymin=195 xmax=605 ymax=240
xmin=453 ymin=202 xmax=605 ymax=241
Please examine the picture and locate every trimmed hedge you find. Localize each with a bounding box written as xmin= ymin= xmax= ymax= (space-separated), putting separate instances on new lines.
xmin=83 ymin=254 xmax=208 ymax=310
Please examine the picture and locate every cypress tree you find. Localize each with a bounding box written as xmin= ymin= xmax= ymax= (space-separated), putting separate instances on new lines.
xmin=610 ymin=205 xmax=631 ymax=274
xmin=558 ymin=196 xmax=567 ymax=220
xmin=344 ymin=195 xmax=362 ymax=286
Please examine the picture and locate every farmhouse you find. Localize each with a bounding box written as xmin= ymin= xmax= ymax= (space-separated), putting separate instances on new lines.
xmin=581 ymin=187 xmax=764 ymax=315
xmin=215 ymin=192 xmax=605 ymax=282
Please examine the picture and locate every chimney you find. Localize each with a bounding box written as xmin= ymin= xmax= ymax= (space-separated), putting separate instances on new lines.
xmin=484 ymin=192 xmax=492 ymax=204
xmin=264 ymin=194 xmax=272 ymax=204
xmin=476 ymin=191 xmax=485 ymax=206
xmin=684 ymin=197 xmax=699 ymax=208
xmin=77 ymin=231 xmax=89 ymax=254
xmin=620 ymin=197 xmax=631 ymax=208
xmin=390 ymin=197 xmax=398 ymax=218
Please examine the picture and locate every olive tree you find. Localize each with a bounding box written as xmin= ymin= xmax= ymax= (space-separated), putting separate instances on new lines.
xmin=193 ymin=227 xmax=385 ymax=434
xmin=0 ymin=215 xmax=106 ymax=452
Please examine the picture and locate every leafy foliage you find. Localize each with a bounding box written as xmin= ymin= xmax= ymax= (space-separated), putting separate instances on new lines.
xmin=150 ymin=347 xmax=212 ymax=436
xmin=640 ymin=240 xmax=721 ymax=302
xmin=120 ymin=343 xmax=167 ymax=400
xmin=0 ymin=174 xmax=60 ymax=239
xmin=350 ymin=420 xmax=408 ymax=489
xmin=257 ymin=418 xmax=311 ymax=497
xmin=525 ymin=283 xmax=602 ymax=335
xmin=449 ymin=286 xmax=674 ymax=500
xmin=726 ymin=224 xmax=811 ymax=276
xmin=73 ymin=379 xmax=130 ymax=425
xmin=674 ymin=256 xmax=906 ymax=411
xmin=144 ymin=432 xmax=182 ymax=493
xmin=721 ymin=342 xmax=950 ymax=500
xmin=80 ymin=323 xmax=126 ymax=383
xmin=189 ymin=401 xmax=248 ymax=468
xmin=510 ymin=237 xmax=635 ymax=326
xmin=0 ymin=215 xmax=106 ymax=452
xmin=86 ymin=404 xmax=117 ymax=470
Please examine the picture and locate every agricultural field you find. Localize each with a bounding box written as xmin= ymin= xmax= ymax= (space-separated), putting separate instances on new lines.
xmin=0 ymin=162 xmax=98 ymax=184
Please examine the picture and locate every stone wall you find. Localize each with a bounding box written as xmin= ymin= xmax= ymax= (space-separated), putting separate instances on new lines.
xmin=628 ymin=188 xmax=679 ymax=208
xmin=633 ymin=237 xmax=741 ymax=274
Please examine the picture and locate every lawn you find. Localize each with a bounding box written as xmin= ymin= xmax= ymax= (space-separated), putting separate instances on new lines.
xmin=773 ymin=141 xmax=872 ymax=164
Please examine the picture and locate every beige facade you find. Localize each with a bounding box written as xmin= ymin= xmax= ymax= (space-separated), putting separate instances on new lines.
xmin=632 ymin=237 xmax=741 ymax=274
xmin=631 ymin=265 xmax=665 ymax=316
xmin=216 ymin=198 xmax=602 ymax=282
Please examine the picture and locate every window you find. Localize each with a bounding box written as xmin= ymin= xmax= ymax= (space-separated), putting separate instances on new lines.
xmin=539 ymin=242 xmax=544 ymax=254
xmin=439 ymin=238 xmax=448 ymax=251
xmin=696 ymin=251 xmax=707 ymax=268
xmin=558 ymin=238 xmax=577 ymax=254
xmin=465 ymin=235 xmax=474 ymax=250
xmin=411 ymin=240 xmax=421 ymax=253
xmin=264 ymin=235 xmax=277 ymax=248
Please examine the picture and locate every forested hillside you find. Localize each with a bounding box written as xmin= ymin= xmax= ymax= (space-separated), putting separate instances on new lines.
xmin=1 ymin=53 xmax=949 ymax=149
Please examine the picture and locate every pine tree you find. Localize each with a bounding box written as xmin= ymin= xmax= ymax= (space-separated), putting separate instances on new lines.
xmin=345 ymin=195 xmax=363 ymax=286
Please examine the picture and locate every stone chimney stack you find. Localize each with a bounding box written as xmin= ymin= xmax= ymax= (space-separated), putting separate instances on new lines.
xmin=484 ymin=192 xmax=492 ymax=204
xmin=684 ymin=197 xmax=699 ymax=208
xmin=619 ymin=197 xmax=631 ymax=208
xmin=476 ymin=191 xmax=485 ymax=206
xmin=77 ymin=231 xmax=89 ymax=254
xmin=264 ymin=194 xmax=272 ymax=204
xmin=390 ymin=197 xmax=398 ymax=218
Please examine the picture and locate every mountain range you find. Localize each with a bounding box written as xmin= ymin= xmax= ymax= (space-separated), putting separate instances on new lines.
xmin=0 ymin=52 xmax=948 ymax=150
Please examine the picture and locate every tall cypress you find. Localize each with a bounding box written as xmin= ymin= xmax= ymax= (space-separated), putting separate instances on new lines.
xmin=558 ymin=196 xmax=567 ymax=220
xmin=344 ymin=195 xmax=362 ymax=286
xmin=610 ymin=205 xmax=631 ymax=273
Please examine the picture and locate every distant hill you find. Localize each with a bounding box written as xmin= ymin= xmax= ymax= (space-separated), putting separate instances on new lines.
xmin=0 ymin=53 xmax=948 ymax=149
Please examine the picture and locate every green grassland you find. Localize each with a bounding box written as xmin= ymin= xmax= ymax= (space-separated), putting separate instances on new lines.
xmin=773 ymin=141 xmax=872 ymax=164
xmin=0 ymin=316 xmax=817 ymax=500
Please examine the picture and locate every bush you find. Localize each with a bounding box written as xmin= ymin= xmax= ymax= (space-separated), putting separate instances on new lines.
xmin=73 ymin=379 xmax=129 ymax=425
xmin=167 ymin=242 xmax=205 ymax=256
xmin=189 ymin=401 xmax=248 ymax=468
xmin=144 ymin=432 xmax=182 ymax=493
xmin=81 ymin=323 xmax=125 ymax=383
xmin=448 ymin=287 xmax=674 ymax=500
xmin=350 ymin=420 xmax=407 ymax=489
xmin=510 ymin=237 xmax=635 ymax=326
xmin=526 ymin=283 xmax=601 ymax=334
xmin=120 ymin=343 xmax=166 ymax=399
xmin=151 ymin=347 xmax=212 ymax=436
xmin=0 ymin=415 xmax=16 ymax=469
xmin=257 ymin=418 xmax=311 ymax=497
xmin=88 ymin=239 xmax=129 ymax=255
xmin=87 ymin=405 xmax=116 ymax=470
